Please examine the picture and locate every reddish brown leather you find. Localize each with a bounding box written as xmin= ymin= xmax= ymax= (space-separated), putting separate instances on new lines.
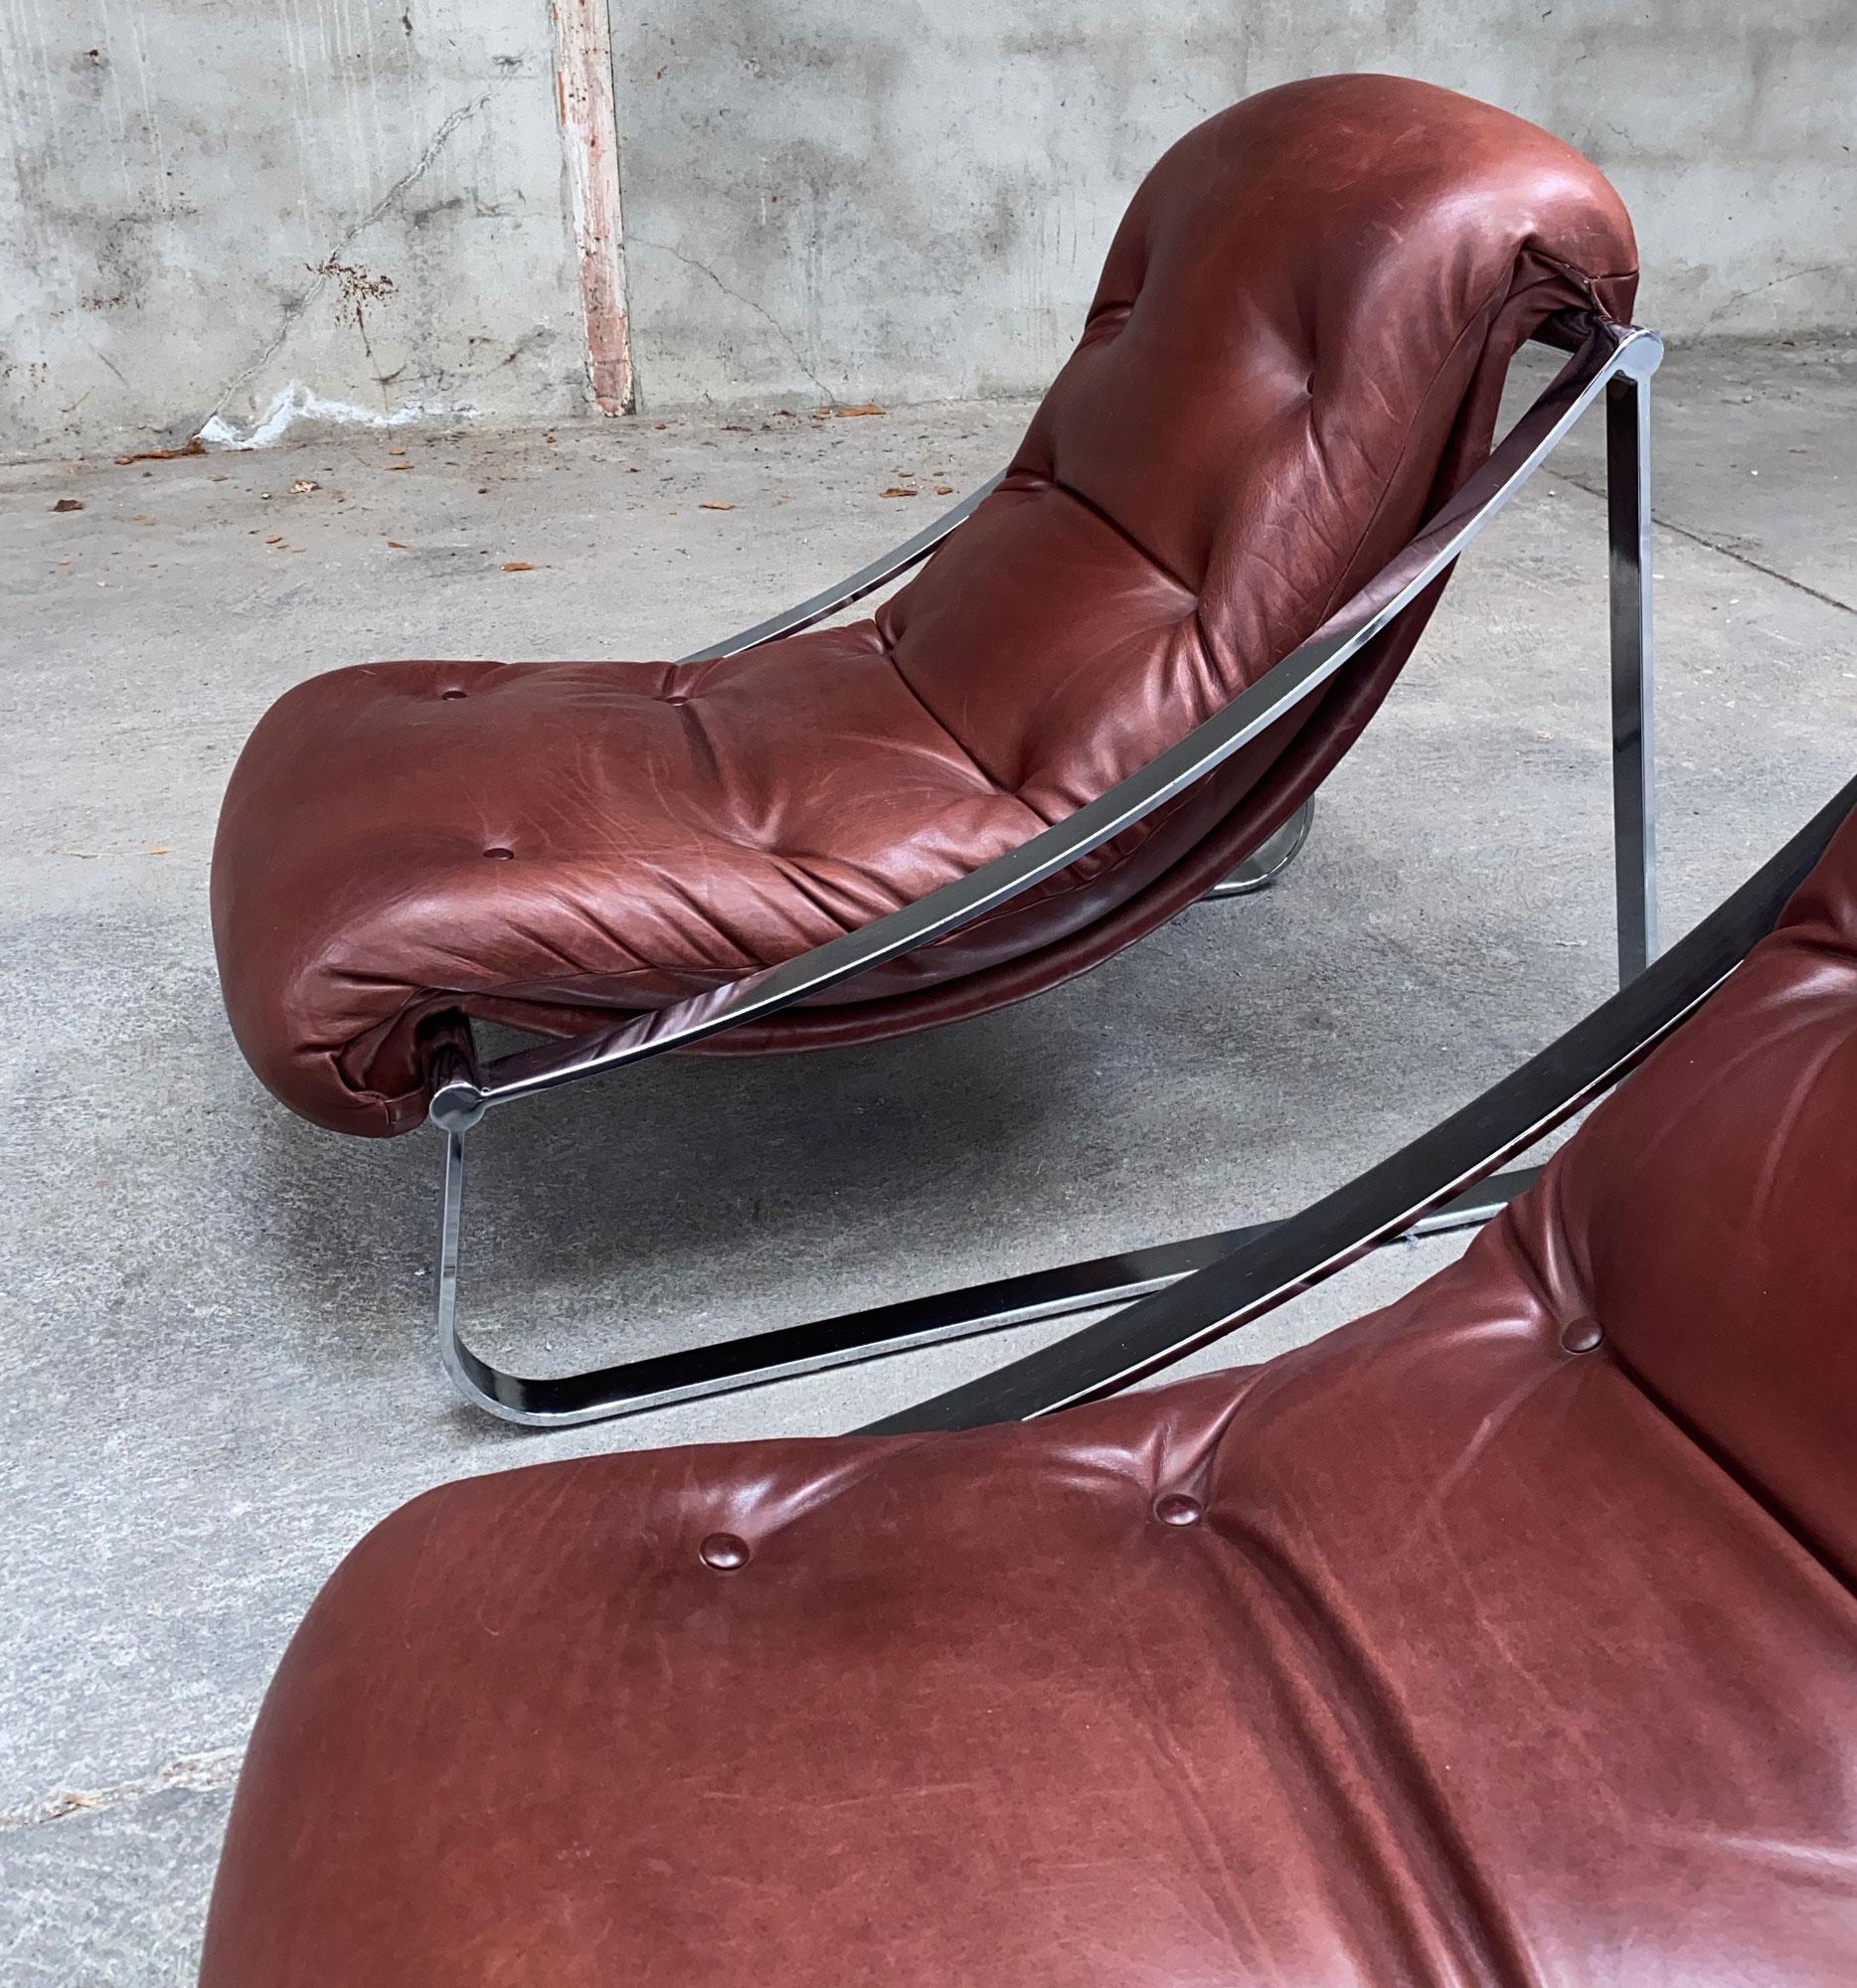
xmin=211 ymin=76 xmax=1636 ymax=1135
xmin=200 ymin=806 xmax=1857 ymax=1985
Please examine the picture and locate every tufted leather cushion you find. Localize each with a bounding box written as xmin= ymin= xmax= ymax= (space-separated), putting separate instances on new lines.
xmin=212 ymin=76 xmax=1637 ymax=1134
xmin=198 ymin=802 xmax=1857 ymax=1985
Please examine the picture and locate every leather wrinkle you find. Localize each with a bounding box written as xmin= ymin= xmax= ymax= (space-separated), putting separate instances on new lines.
xmin=1096 ymin=1573 xmax=1283 ymax=1965
xmin=1595 ymin=1338 xmax=1857 ymax=1609
xmin=874 ymin=634 xmax=1027 ymax=807
xmin=1203 ymin=1512 xmax=1537 ymax=1988
xmin=1028 ymin=470 xmax=1205 ymax=599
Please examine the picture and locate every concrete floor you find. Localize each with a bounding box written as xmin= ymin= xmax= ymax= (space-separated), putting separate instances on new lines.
xmin=3 ymin=337 xmax=1854 ymax=1982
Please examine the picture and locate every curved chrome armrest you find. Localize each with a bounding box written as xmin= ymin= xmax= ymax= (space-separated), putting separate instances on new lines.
xmin=429 ymin=318 xmax=1662 ymax=1135
xmin=860 ymin=768 xmax=1857 ymax=1433
xmin=677 ymin=474 xmax=1006 ymax=662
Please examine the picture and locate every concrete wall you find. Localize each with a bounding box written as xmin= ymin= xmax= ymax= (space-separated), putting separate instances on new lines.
xmin=0 ymin=0 xmax=589 ymax=457
xmin=618 ymin=0 xmax=1857 ymax=408
xmin=3 ymin=0 xmax=1853 ymax=455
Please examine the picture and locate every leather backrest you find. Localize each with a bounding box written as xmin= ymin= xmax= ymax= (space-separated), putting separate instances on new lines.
xmin=722 ymin=75 xmax=1639 ymax=1053
xmin=876 ymin=76 xmax=1636 ymax=825
xmin=1503 ymin=806 xmax=1857 ymax=1579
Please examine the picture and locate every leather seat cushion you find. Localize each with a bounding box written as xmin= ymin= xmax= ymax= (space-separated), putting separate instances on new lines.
xmin=197 ymin=1241 xmax=1857 ymax=1985
xmin=209 ymin=629 xmax=1046 ymax=1131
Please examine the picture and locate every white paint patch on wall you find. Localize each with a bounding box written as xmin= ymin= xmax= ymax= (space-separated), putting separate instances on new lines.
xmin=195 ymin=384 xmax=480 ymax=449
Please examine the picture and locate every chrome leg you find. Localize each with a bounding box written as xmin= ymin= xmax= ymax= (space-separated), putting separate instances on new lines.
xmin=1204 ymin=798 xmax=1316 ymax=899
xmin=433 ymin=1128 xmax=481 ymax=1409
xmin=1606 ymin=361 xmax=1658 ymax=983
xmin=428 ymin=1116 xmax=1540 ymax=1429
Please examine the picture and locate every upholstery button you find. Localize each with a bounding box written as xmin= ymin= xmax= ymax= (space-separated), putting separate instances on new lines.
xmin=439 ymin=688 xmax=467 ymax=700
xmin=1153 ymin=1492 xmax=1202 ymax=1527
xmin=1560 ymin=1316 xmax=1604 ymax=1354
xmin=699 ymin=1532 xmax=751 ymax=1570
xmin=483 ymin=846 xmax=514 ymax=860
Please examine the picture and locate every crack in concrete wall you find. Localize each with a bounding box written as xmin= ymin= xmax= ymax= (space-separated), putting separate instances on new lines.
xmin=631 ymin=235 xmax=838 ymax=407
xmin=1 ymin=0 xmax=586 ymax=457
xmin=197 ymin=92 xmax=493 ymax=439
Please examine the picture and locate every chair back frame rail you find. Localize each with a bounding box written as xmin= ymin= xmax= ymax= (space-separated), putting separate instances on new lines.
xmin=424 ymin=315 xmax=1664 ymax=1427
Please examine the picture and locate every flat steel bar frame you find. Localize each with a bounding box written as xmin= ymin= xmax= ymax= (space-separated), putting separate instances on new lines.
xmin=1608 ymin=365 xmax=1658 ymax=979
xmin=865 ymin=772 xmax=1857 ymax=1433
xmin=1206 ymin=797 xmax=1316 ymax=898
xmin=427 ymin=317 xmax=1665 ymax=1428
xmin=675 ymin=474 xmax=1004 ymax=662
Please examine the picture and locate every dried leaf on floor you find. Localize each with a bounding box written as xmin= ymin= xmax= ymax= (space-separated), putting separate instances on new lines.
xmin=835 ymin=404 xmax=884 ymax=417
xmin=881 ymin=486 xmax=919 ymax=498
xmin=699 ymin=501 xmax=736 ymax=511
xmin=52 ymin=498 xmax=84 ymax=512
xmin=386 ymin=540 xmax=409 ymax=550
xmin=112 ymin=437 xmax=206 ymax=465
xmin=502 ymin=560 xmax=537 ymax=572
xmin=290 ymin=478 xmax=319 ymax=494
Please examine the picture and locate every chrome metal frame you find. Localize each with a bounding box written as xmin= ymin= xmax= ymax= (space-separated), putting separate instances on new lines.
xmin=865 ymin=772 xmax=1857 ymax=1432
xmin=1608 ymin=367 xmax=1658 ymax=977
xmin=426 ymin=316 xmax=1664 ymax=1428
xmin=1207 ymin=796 xmax=1316 ymax=898
xmin=676 ymin=474 xmax=1003 ymax=662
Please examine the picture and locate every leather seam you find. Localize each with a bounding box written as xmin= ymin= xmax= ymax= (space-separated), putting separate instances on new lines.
xmin=1036 ymin=471 xmax=1202 ymax=597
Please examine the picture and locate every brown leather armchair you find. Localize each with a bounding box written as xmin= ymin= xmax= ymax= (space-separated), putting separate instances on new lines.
xmin=210 ymin=76 xmax=1660 ymax=1423
xmin=198 ymin=777 xmax=1857 ymax=1985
